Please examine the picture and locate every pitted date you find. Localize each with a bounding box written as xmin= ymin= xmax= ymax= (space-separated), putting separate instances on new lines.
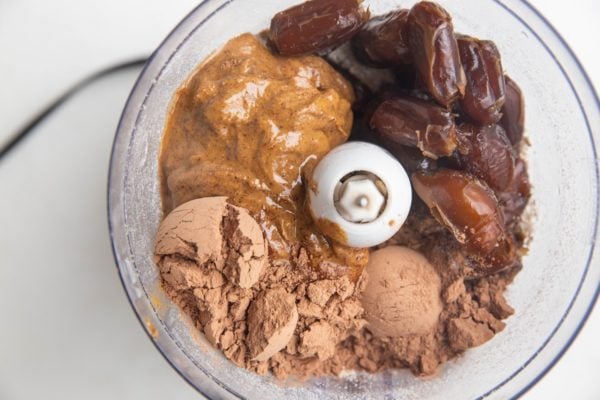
xmin=457 ymin=123 xmax=516 ymax=192
xmin=352 ymin=9 xmax=412 ymax=67
xmin=412 ymin=169 xmax=515 ymax=273
xmin=406 ymin=1 xmax=466 ymax=106
xmin=458 ymin=36 xmax=506 ymax=124
xmin=500 ymin=75 xmax=525 ymax=146
xmin=369 ymin=95 xmax=458 ymax=158
xmin=270 ymin=0 xmax=368 ymax=56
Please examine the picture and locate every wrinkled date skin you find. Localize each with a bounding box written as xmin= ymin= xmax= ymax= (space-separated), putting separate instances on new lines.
xmin=498 ymin=158 xmax=531 ymax=225
xmin=270 ymin=0 xmax=368 ymax=56
xmin=352 ymin=9 xmax=412 ymax=67
xmin=457 ymin=123 xmax=516 ymax=192
xmin=457 ymin=36 xmax=506 ymax=124
xmin=369 ymin=95 xmax=458 ymax=158
xmin=500 ymin=75 xmax=525 ymax=146
xmin=412 ymin=169 xmax=515 ymax=273
xmin=406 ymin=1 xmax=466 ymax=106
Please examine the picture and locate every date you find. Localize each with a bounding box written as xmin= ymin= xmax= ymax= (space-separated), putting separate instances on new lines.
xmin=500 ymin=75 xmax=525 ymax=146
xmin=352 ymin=9 xmax=412 ymax=67
xmin=270 ymin=0 xmax=368 ymax=56
xmin=457 ymin=123 xmax=516 ymax=192
xmin=369 ymin=95 xmax=458 ymax=158
xmin=412 ymin=169 xmax=515 ymax=273
xmin=406 ymin=1 xmax=466 ymax=106
xmin=457 ymin=36 xmax=506 ymax=124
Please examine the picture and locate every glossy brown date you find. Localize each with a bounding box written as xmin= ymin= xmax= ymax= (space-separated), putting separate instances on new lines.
xmin=412 ymin=169 xmax=515 ymax=273
xmin=352 ymin=9 xmax=412 ymax=67
xmin=500 ymin=75 xmax=525 ymax=146
xmin=498 ymin=158 xmax=531 ymax=225
xmin=406 ymin=1 xmax=466 ymax=106
xmin=270 ymin=0 xmax=368 ymax=56
xmin=369 ymin=95 xmax=458 ymax=158
xmin=457 ymin=123 xmax=516 ymax=192
xmin=457 ymin=36 xmax=506 ymax=124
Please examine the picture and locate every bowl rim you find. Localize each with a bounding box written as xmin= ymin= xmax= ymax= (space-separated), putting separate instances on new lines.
xmin=107 ymin=0 xmax=600 ymax=399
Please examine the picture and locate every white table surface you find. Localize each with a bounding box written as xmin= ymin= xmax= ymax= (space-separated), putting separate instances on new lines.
xmin=0 ymin=1 xmax=598 ymax=399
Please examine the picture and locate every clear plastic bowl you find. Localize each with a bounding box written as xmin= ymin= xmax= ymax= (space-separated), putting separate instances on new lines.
xmin=108 ymin=1 xmax=600 ymax=398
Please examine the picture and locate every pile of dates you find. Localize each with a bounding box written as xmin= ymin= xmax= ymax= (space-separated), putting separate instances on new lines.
xmin=269 ymin=0 xmax=530 ymax=274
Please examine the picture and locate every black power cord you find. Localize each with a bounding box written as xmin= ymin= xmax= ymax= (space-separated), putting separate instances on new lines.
xmin=0 ymin=58 xmax=148 ymax=161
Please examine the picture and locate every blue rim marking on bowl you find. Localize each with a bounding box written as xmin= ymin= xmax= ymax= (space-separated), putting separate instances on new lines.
xmin=107 ymin=1 xmax=600 ymax=399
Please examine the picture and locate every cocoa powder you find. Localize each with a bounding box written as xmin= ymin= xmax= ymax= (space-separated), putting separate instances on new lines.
xmin=157 ymin=198 xmax=519 ymax=380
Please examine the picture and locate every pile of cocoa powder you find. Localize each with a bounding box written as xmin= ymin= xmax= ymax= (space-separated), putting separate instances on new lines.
xmin=156 ymin=199 xmax=519 ymax=380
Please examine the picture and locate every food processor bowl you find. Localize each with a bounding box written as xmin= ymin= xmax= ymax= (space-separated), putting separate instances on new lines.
xmin=108 ymin=0 xmax=600 ymax=398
